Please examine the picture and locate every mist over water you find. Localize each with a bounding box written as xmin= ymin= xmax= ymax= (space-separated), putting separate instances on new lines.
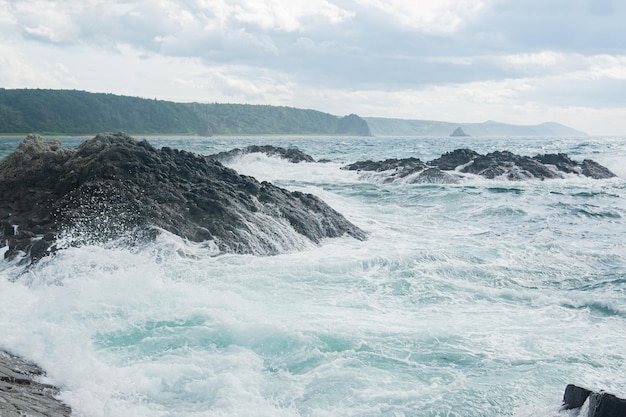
xmin=1 ymin=135 xmax=625 ymax=416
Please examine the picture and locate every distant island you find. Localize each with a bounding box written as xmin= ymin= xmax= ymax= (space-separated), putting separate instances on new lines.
xmin=450 ymin=127 xmax=470 ymax=137
xmin=0 ymin=89 xmax=587 ymax=137
xmin=365 ymin=117 xmax=588 ymax=137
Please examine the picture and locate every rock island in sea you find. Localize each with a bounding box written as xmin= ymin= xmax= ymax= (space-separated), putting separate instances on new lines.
xmin=0 ymin=133 xmax=366 ymax=262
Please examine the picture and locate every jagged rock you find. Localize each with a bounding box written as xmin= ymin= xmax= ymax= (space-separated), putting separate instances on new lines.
xmin=342 ymin=158 xmax=426 ymax=179
xmin=0 ymin=133 xmax=365 ymax=261
xmin=562 ymin=384 xmax=626 ymax=417
xmin=0 ymin=351 xmax=71 ymax=417
xmin=411 ymin=167 xmax=460 ymax=184
xmin=462 ymin=150 xmax=561 ymax=180
xmin=428 ymin=149 xmax=480 ymax=170
xmin=210 ymin=145 xmax=315 ymax=163
xmin=343 ymin=149 xmax=616 ymax=183
xmin=533 ymin=153 xmax=616 ymax=179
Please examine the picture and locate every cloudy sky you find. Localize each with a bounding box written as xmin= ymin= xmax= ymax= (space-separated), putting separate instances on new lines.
xmin=1 ymin=0 xmax=625 ymax=135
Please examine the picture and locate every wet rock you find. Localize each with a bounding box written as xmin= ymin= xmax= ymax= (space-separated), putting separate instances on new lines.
xmin=562 ymin=384 xmax=626 ymax=417
xmin=428 ymin=149 xmax=480 ymax=171
xmin=344 ymin=148 xmax=616 ymax=183
xmin=210 ymin=145 xmax=315 ymax=163
xmin=0 ymin=350 xmax=71 ymax=417
xmin=462 ymin=150 xmax=561 ymax=180
xmin=533 ymin=153 xmax=616 ymax=179
xmin=0 ymin=133 xmax=365 ymax=261
xmin=411 ymin=167 xmax=460 ymax=184
xmin=562 ymin=384 xmax=593 ymax=410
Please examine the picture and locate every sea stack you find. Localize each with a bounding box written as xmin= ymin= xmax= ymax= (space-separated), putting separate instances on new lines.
xmin=450 ymin=126 xmax=470 ymax=137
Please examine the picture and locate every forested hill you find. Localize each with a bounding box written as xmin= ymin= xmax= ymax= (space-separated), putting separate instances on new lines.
xmin=0 ymin=89 xmax=372 ymax=136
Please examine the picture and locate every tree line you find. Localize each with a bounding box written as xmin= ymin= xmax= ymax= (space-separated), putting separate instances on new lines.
xmin=0 ymin=89 xmax=371 ymax=136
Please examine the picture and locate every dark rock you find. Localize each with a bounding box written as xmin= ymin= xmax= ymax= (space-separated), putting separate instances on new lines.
xmin=210 ymin=145 xmax=315 ymax=163
xmin=462 ymin=150 xmax=561 ymax=180
xmin=562 ymin=384 xmax=592 ymax=410
xmin=450 ymin=126 xmax=470 ymax=137
xmin=0 ymin=133 xmax=365 ymax=261
xmin=581 ymin=159 xmax=617 ymax=179
xmin=411 ymin=167 xmax=459 ymax=184
xmin=0 ymin=350 xmax=71 ymax=417
xmin=561 ymin=384 xmax=626 ymax=417
xmin=588 ymin=391 xmax=626 ymax=417
xmin=428 ymin=149 xmax=480 ymax=170
xmin=534 ymin=154 xmax=616 ymax=179
xmin=342 ymin=158 xmax=427 ymax=181
xmin=344 ymin=148 xmax=616 ymax=183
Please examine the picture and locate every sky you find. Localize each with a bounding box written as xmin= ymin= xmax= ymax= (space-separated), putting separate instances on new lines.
xmin=1 ymin=0 xmax=625 ymax=135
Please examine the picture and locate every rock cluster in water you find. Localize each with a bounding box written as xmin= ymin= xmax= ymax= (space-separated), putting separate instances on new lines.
xmin=343 ymin=148 xmax=616 ymax=183
xmin=0 ymin=350 xmax=71 ymax=417
xmin=0 ymin=133 xmax=366 ymax=261
xmin=210 ymin=145 xmax=316 ymax=163
xmin=562 ymin=384 xmax=626 ymax=417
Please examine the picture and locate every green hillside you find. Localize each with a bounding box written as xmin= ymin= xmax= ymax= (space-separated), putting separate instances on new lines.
xmin=0 ymin=89 xmax=371 ymax=136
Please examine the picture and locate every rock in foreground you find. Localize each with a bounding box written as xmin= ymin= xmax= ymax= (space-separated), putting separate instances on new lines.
xmin=0 ymin=133 xmax=365 ymax=261
xmin=0 ymin=350 xmax=71 ymax=417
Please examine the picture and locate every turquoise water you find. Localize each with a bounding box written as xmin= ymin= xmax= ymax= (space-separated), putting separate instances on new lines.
xmin=1 ymin=135 xmax=625 ymax=416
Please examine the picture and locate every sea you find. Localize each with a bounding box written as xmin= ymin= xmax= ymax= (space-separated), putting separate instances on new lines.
xmin=1 ymin=134 xmax=625 ymax=417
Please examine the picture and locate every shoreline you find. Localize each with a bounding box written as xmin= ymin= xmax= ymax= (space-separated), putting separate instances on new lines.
xmin=0 ymin=350 xmax=71 ymax=417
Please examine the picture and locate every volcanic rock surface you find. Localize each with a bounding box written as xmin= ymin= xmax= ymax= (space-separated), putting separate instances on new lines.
xmin=0 ymin=350 xmax=71 ymax=417
xmin=0 ymin=133 xmax=365 ymax=261
xmin=210 ymin=145 xmax=316 ymax=163
xmin=343 ymin=148 xmax=616 ymax=183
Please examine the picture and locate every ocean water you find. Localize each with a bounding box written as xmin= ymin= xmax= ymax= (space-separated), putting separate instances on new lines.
xmin=1 ymin=135 xmax=625 ymax=417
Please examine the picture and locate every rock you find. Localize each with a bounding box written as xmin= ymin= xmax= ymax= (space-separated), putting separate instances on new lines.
xmin=588 ymin=391 xmax=626 ymax=417
xmin=563 ymin=384 xmax=593 ymax=410
xmin=0 ymin=133 xmax=365 ymax=261
xmin=462 ymin=150 xmax=561 ymax=180
xmin=533 ymin=153 xmax=616 ymax=179
xmin=342 ymin=158 xmax=428 ymax=181
xmin=210 ymin=145 xmax=316 ymax=163
xmin=450 ymin=126 xmax=470 ymax=137
xmin=562 ymin=384 xmax=626 ymax=417
xmin=428 ymin=149 xmax=480 ymax=170
xmin=0 ymin=350 xmax=71 ymax=417
xmin=411 ymin=167 xmax=459 ymax=184
xmin=343 ymin=149 xmax=616 ymax=183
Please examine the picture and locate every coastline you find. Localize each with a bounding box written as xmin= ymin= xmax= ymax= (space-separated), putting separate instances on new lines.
xmin=0 ymin=350 xmax=71 ymax=417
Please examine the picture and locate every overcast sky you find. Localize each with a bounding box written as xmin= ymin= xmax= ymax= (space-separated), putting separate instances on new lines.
xmin=1 ymin=0 xmax=625 ymax=135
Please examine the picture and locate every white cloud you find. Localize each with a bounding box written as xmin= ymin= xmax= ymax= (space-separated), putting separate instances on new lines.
xmin=352 ymin=0 xmax=487 ymax=34
xmin=1 ymin=0 xmax=626 ymax=134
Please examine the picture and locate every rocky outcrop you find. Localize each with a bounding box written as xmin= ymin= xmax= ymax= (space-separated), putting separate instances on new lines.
xmin=342 ymin=158 xmax=457 ymax=184
xmin=450 ymin=126 xmax=470 ymax=137
xmin=342 ymin=148 xmax=616 ymax=183
xmin=533 ymin=153 xmax=617 ymax=179
xmin=210 ymin=145 xmax=316 ymax=163
xmin=562 ymin=384 xmax=626 ymax=417
xmin=0 ymin=133 xmax=366 ymax=261
xmin=0 ymin=350 xmax=71 ymax=417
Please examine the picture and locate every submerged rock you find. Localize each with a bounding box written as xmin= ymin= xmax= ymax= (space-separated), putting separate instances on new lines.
xmin=0 ymin=350 xmax=71 ymax=417
xmin=343 ymin=148 xmax=616 ymax=183
xmin=0 ymin=133 xmax=365 ymax=261
xmin=210 ymin=145 xmax=315 ymax=163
